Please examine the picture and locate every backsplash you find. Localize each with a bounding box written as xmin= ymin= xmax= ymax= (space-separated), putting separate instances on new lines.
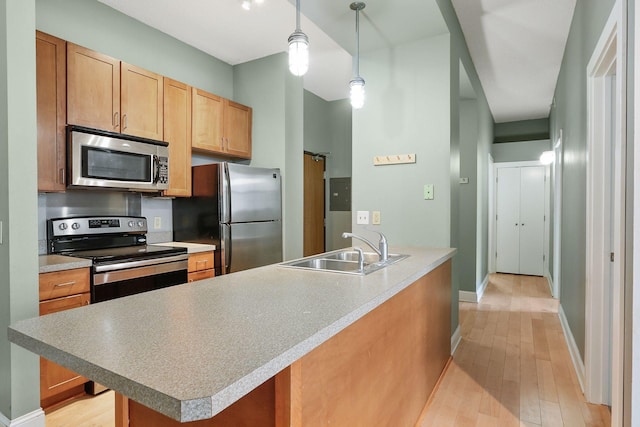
xmin=38 ymin=191 xmax=173 ymax=254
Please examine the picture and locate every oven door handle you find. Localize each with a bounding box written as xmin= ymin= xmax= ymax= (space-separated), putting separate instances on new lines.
xmin=93 ymin=259 xmax=188 ymax=286
xmin=93 ymin=254 xmax=189 ymax=273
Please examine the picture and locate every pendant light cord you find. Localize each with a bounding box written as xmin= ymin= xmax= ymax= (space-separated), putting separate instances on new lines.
xmin=296 ymin=0 xmax=301 ymax=31
xmin=355 ymin=6 xmax=360 ymax=78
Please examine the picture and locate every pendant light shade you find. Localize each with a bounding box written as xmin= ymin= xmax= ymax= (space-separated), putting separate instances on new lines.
xmin=350 ymin=2 xmax=366 ymax=109
xmin=288 ymin=0 xmax=309 ymax=76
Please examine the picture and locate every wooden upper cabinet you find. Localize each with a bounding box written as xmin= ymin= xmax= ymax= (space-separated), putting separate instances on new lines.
xmin=224 ymin=100 xmax=252 ymax=159
xmin=163 ymin=78 xmax=192 ymax=197
xmin=67 ymin=43 xmax=120 ymax=132
xmin=36 ymin=31 xmax=66 ymax=192
xmin=121 ymin=62 xmax=163 ymax=140
xmin=191 ymin=88 xmax=252 ymax=159
xmin=192 ymin=88 xmax=224 ymax=153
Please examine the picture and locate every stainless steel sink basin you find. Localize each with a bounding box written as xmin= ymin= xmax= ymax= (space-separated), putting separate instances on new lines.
xmin=280 ymin=249 xmax=409 ymax=275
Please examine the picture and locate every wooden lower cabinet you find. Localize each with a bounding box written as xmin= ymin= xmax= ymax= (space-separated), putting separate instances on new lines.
xmin=39 ymin=268 xmax=91 ymax=410
xmin=187 ymin=251 xmax=214 ymax=282
xmin=116 ymin=261 xmax=451 ymax=427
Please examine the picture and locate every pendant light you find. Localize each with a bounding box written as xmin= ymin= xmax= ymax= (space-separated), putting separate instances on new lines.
xmin=350 ymin=2 xmax=366 ymax=109
xmin=288 ymin=0 xmax=309 ymax=76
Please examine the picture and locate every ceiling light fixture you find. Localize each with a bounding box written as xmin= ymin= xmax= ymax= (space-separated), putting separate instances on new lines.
xmin=349 ymin=2 xmax=366 ymax=109
xmin=288 ymin=0 xmax=309 ymax=76
xmin=539 ymin=150 xmax=555 ymax=165
xmin=241 ymin=0 xmax=264 ymax=11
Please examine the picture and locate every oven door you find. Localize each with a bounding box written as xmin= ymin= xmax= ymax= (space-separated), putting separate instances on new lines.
xmin=91 ymin=255 xmax=188 ymax=303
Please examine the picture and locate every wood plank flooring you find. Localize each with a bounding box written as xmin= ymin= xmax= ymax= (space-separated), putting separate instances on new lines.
xmin=46 ymin=273 xmax=611 ymax=427
xmin=419 ymin=273 xmax=611 ymax=427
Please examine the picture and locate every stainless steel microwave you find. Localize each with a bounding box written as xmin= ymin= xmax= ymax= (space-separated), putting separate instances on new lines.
xmin=67 ymin=126 xmax=169 ymax=192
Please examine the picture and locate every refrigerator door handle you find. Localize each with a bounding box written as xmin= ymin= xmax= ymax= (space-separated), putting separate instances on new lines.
xmin=221 ymin=223 xmax=231 ymax=274
xmin=220 ymin=163 xmax=231 ymax=224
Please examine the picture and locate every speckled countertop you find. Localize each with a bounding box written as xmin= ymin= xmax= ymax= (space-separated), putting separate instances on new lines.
xmin=39 ymin=254 xmax=92 ymax=273
xmin=154 ymin=241 xmax=216 ymax=253
xmin=10 ymin=246 xmax=454 ymax=423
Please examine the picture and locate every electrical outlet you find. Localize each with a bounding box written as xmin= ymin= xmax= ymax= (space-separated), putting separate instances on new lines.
xmin=424 ymin=184 xmax=434 ymax=200
xmin=356 ymin=210 xmax=369 ymax=225
xmin=372 ymin=211 xmax=381 ymax=225
xmin=154 ymin=216 xmax=162 ymax=229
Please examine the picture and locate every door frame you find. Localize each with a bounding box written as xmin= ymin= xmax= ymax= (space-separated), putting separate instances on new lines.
xmin=490 ymin=160 xmax=550 ymax=277
xmin=584 ymin=1 xmax=625 ymax=422
xmin=552 ymin=131 xmax=563 ymax=299
xmin=487 ymin=154 xmax=495 ymax=273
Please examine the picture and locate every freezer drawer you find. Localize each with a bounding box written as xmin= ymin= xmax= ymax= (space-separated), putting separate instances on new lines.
xmin=222 ymin=222 xmax=282 ymax=274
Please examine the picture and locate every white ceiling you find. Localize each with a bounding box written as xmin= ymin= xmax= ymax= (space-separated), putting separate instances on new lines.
xmin=98 ymin=0 xmax=575 ymax=123
xmin=452 ymin=0 xmax=576 ymax=123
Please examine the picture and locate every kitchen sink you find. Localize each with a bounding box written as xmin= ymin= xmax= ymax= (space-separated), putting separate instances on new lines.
xmin=280 ymin=249 xmax=409 ymax=275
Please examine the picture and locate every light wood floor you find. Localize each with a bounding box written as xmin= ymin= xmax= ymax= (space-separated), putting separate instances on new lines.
xmin=46 ymin=273 xmax=611 ymax=427
xmin=420 ymin=273 xmax=611 ymax=427
xmin=45 ymin=390 xmax=114 ymax=427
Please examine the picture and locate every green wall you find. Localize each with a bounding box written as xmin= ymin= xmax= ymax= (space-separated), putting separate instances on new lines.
xmin=36 ymin=0 xmax=233 ymax=98
xmin=494 ymin=118 xmax=550 ymax=143
xmin=550 ymin=0 xmax=616 ymax=360
xmin=233 ymin=53 xmax=304 ymax=261
xmin=492 ymin=139 xmax=551 ymax=163
xmin=0 ymin=0 xmax=40 ymax=420
xmin=303 ymin=91 xmax=352 ymax=251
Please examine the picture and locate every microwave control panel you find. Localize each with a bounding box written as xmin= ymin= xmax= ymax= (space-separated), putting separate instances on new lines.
xmin=157 ymin=156 xmax=168 ymax=185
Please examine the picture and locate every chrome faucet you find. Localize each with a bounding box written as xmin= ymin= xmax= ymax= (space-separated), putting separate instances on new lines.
xmin=342 ymin=231 xmax=389 ymax=262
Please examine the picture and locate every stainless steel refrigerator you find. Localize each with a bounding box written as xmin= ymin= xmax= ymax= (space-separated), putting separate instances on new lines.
xmin=172 ymin=162 xmax=282 ymax=275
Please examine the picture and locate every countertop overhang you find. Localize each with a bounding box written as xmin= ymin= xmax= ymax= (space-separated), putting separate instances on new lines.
xmin=9 ymin=246 xmax=455 ymax=422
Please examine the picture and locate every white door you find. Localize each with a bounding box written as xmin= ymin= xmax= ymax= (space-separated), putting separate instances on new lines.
xmin=519 ymin=167 xmax=545 ymax=275
xmin=496 ymin=166 xmax=545 ymax=276
xmin=496 ymin=167 xmax=521 ymax=274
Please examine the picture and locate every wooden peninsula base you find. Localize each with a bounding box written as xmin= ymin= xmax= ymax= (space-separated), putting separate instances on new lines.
xmin=116 ymin=260 xmax=451 ymax=427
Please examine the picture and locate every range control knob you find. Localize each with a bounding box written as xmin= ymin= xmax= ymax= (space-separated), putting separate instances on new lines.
xmin=71 ymin=223 xmax=80 ymax=230
xmin=128 ymin=221 xmax=135 ymax=228
xmin=137 ymin=220 xmax=144 ymax=228
xmin=58 ymin=223 xmax=68 ymax=231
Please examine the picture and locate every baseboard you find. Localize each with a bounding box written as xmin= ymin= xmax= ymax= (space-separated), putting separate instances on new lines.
xmin=477 ymin=275 xmax=489 ymax=302
xmin=544 ymin=270 xmax=554 ymax=296
xmin=558 ymin=304 xmax=586 ymax=392
xmin=0 ymin=408 xmax=45 ymax=427
xmin=459 ymin=290 xmax=477 ymax=303
xmin=451 ymin=324 xmax=462 ymax=355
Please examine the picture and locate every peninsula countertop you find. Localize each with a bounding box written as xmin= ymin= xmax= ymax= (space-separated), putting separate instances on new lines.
xmin=9 ymin=246 xmax=455 ymax=423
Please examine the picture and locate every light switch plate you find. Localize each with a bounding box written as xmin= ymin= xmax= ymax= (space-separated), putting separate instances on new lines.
xmin=356 ymin=211 xmax=370 ymax=225
xmin=372 ymin=211 xmax=381 ymax=225
xmin=424 ymin=184 xmax=434 ymax=200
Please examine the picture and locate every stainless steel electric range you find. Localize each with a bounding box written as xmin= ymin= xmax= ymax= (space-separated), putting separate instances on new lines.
xmin=47 ymin=216 xmax=188 ymax=304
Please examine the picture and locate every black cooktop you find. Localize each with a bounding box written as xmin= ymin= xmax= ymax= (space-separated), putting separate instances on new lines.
xmin=69 ymin=244 xmax=187 ymax=263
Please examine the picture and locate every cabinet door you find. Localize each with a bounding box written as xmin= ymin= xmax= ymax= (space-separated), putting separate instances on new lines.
xmin=121 ymin=62 xmax=163 ymax=140
xmin=192 ymin=88 xmax=224 ymax=153
xmin=39 ymin=293 xmax=90 ymax=401
xmin=67 ymin=43 xmax=120 ymax=132
xmin=188 ymin=251 xmax=214 ymax=272
xmin=36 ymin=31 xmax=66 ymax=192
xmin=224 ymin=100 xmax=252 ymax=159
xmin=163 ymin=78 xmax=192 ymax=197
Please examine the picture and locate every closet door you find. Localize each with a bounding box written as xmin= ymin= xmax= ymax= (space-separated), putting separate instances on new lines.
xmin=495 ymin=166 xmax=545 ymax=276
xmin=496 ymin=167 xmax=521 ymax=274
xmin=519 ymin=167 xmax=545 ymax=275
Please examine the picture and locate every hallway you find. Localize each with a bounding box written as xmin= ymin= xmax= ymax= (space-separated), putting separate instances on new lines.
xmin=420 ymin=274 xmax=611 ymax=427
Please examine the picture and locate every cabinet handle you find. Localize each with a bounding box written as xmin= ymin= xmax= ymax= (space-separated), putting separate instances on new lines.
xmin=59 ymin=168 xmax=65 ymax=185
xmin=54 ymin=281 xmax=76 ymax=287
xmin=122 ymin=114 xmax=127 ymax=130
xmin=114 ymin=112 xmax=120 ymax=129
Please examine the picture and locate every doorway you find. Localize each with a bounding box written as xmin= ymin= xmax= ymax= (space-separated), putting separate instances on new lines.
xmin=494 ymin=163 xmax=546 ymax=276
xmin=303 ymin=152 xmax=326 ymax=256
xmin=585 ymin=2 xmax=625 ymax=423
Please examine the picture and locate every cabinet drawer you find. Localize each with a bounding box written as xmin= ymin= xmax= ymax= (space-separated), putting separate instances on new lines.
xmin=188 ymin=252 xmax=214 ymax=272
xmin=39 ymin=293 xmax=90 ymax=316
xmin=188 ymin=269 xmax=214 ymax=283
xmin=39 ymin=268 xmax=90 ymax=301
